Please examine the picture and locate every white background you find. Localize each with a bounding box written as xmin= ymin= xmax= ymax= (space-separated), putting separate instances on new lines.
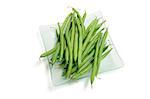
xmin=0 ymin=0 xmax=150 ymax=99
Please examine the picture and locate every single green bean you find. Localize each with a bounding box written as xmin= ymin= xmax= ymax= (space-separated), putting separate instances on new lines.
xmin=96 ymin=29 xmax=109 ymax=76
xmin=90 ymin=34 xmax=101 ymax=85
xmin=82 ymin=11 xmax=86 ymax=23
xmin=101 ymin=48 xmax=112 ymax=61
xmin=66 ymin=46 xmax=73 ymax=78
xmin=40 ymin=43 xmax=59 ymax=58
xmin=76 ymin=17 xmax=82 ymax=67
xmin=71 ymin=13 xmax=75 ymax=49
xmin=74 ymin=26 xmax=78 ymax=62
xmin=103 ymin=45 xmax=109 ymax=53
xmin=65 ymin=47 xmax=69 ymax=64
xmin=56 ymin=29 xmax=59 ymax=40
xmin=65 ymin=19 xmax=73 ymax=78
xmin=58 ymin=23 xmax=64 ymax=61
xmin=51 ymin=43 xmax=60 ymax=64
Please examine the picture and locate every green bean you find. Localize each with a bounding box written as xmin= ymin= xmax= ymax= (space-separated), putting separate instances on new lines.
xmin=72 ymin=8 xmax=85 ymax=34
xmin=61 ymin=13 xmax=72 ymax=31
xmin=82 ymin=32 xmax=102 ymax=59
xmin=79 ymin=50 xmax=95 ymax=67
xmin=63 ymin=36 xmax=66 ymax=51
xmin=56 ymin=29 xmax=59 ymax=40
xmin=62 ymin=65 xmax=77 ymax=76
xmin=71 ymin=13 xmax=75 ymax=49
xmin=78 ymin=57 xmax=93 ymax=73
xmin=72 ymin=63 xmax=92 ymax=79
xmin=82 ymin=20 xmax=98 ymax=51
xmin=72 ymin=47 xmax=112 ymax=79
xmin=90 ymin=30 xmax=102 ymax=42
xmin=74 ymin=26 xmax=78 ymax=62
xmin=70 ymin=65 xmax=77 ymax=73
xmin=83 ymin=18 xmax=97 ymax=39
xmin=82 ymin=11 xmax=86 ymax=23
xmin=76 ymin=17 xmax=82 ymax=67
xmin=103 ymin=45 xmax=109 ymax=53
xmin=40 ymin=43 xmax=59 ymax=58
xmin=59 ymin=15 xmax=72 ymax=61
xmin=58 ymin=23 xmax=64 ymax=61
xmin=90 ymin=34 xmax=101 ymax=85
xmin=66 ymin=46 xmax=73 ymax=78
xmin=65 ymin=47 xmax=69 ymax=64
xmin=82 ymin=44 xmax=95 ymax=59
xmin=93 ymin=27 xmax=105 ymax=38
xmin=96 ymin=29 xmax=109 ymax=76
xmin=101 ymin=48 xmax=112 ymax=61
xmin=95 ymin=20 xmax=106 ymax=31
xmin=81 ymin=45 xmax=109 ymax=66
xmin=65 ymin=18 xmax=73 ymax=78
xmin=51 ymin=43 xmax=60 ymax=64
xmin=73 ymin=47 xmax=112 ymax=79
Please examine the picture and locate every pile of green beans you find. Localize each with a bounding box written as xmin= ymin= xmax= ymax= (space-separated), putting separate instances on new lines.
xmin=40 ymin=8 xmax=112 ymax=85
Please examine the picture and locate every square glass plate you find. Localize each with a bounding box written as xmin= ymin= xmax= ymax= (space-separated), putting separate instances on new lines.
xmin=39 ymin=11 xmax=124 ymax=86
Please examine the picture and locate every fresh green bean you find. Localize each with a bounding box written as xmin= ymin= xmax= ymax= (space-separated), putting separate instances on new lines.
xmin=82 ymin=44 xmax=95 ymax=59
xmin=52 ymin=43 xmax=60 ymax=64
xmin=74 ymin=26 xmax=78 ymax=62
xmin=62 ymin=65 xmax=77 ymax=76
xmin=63 ymin=36 xmax=66 ymax=51
xmin=59 ymin=15 xmax=72 ymax=61
xmin=82 ymin=20 xmax=98 ymax=51
xmin=56 ymin=29 xmax=59 ymax=40
xmin=96 ymin=29 xmax=109 ymax=76
xmin=82 ymin=32 xmax=102 ymax=59
xmin=81 ymin=45 xmax=109 ymax=66
xmin=79 ymin=50 xmax=95 ymax=67
xmin=65 ymin=47 xmax=69 ymax=64
xmin=83 ymin=18 xmax=97 ymax=39
xmin=72 ymin=63 xmax=92 ymax=79
xmin=66 ymin=46 xmax=73 ymax=78
xmin=73 ymin=47 xmax=112 ymax=79
xmin=78 ymin=57 xmax=93 ymax=73
xmin=61 ymin=13 xmax=72 ymax=31
xmin=65 ymin=18 xmax=73 ymax=78
xmin=71 ymin=13 xmax=75 ymax=49
xmin=101 ymin=48 xmax=112 ymax=61
xmin=93 ymin=27 xmax=105 ymax=38
xmin=76 ymin=17 xmax=82 ymax=67
xmin=95 ymin=20 xmax=106 ymax=31
xmin=82 ymin=11 xmax=86 ymax=23
xmin=103 ymin=45 xmax=109 ymax=53
xmin=58 ymin=23 xmax=64 ymax=61
xmin=40 ymin=43 xmax=59 ymax=58
xmin=72 ymin=8 xmax=85 ymax=34
xmin=90 ymin=34 xmax=101 ymax=85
